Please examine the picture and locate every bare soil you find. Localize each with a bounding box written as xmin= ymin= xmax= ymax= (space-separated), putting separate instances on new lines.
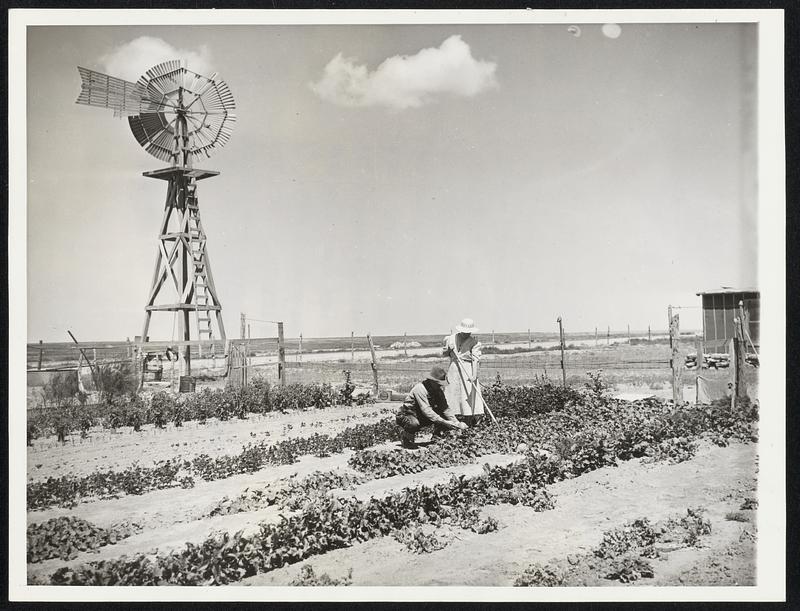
xmin=240 ymin=441 xmax=757 ymax=587
xmin=26 ymin=400 xmax=757 ymax=588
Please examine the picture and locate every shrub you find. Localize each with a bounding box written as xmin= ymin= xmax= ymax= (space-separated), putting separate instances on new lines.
xmin=289 ymin=565 xmax=352 ymax=586
xmin=604 ymin=555 xmax=654 ymax=583
xmin=514 ymin=563 xmax=566 ymax=587
xmin=725 ymin=511 xmax=750 ymax=522
xmin=95 ymin=363 xmax=138 ymax=405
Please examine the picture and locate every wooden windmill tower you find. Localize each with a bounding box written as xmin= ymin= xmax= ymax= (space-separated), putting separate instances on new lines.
xmin=76 ymin=60 xmax=236 ymax=371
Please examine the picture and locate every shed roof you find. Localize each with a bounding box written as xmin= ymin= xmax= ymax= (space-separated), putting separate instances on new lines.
xmin=695 ymin=287 xmax=759 ymax=296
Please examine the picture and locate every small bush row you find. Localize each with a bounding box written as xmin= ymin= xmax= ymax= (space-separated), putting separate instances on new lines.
xmin=29 ymin=376 xmax=373 ymax=441
xmin=28 ymin=419 xmax=397 ymax=511
xmin=515 ymin=507 xmax=713 ymax=586
xmin=27 ymin=517 xmax=140 ymax=564
xmin=348 ymin=396 xmax=758 ymax=482
xmin=48 ymin=457 xmax=556 ymax=585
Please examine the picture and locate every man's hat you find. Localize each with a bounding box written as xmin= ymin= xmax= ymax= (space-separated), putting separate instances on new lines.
xmin=456 ymin=318 xmax=479 ymax=334
xmin=426 ymin=365 xmax=448 ymax=385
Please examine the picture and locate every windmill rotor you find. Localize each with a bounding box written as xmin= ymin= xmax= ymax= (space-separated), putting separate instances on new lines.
xmin=76 ymin=59 xmax=236 ymax=166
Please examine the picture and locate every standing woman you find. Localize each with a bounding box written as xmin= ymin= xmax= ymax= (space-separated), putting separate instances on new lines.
xmin=442 ymin=318 xmax=485 ymax=426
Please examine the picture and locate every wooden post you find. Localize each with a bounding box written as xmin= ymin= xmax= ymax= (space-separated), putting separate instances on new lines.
xmin=278 ymin=322 xmax=286 ymax=386
xmin=492 ymin=329 xmax=495 ymax=344
xmin=528 ymin=328 xmax=531 ymax=349
xmin=733 ymin=316 xmax=747 ymax=403
xmin=277 ymin=322 xmax=286 ymax=386
xmin=366 ymin=333 xmax=379 ymax=394
xmin=67 ymin=330 xmax=99 ymax=389
xmin=240 ymin=313 xmax=246 ymax=340
xmin=298 ymin=333 xmax=303 ymax=363
xmin=37 ymin=340 xmax=43 ymax=371
xmin=648 ymin=325 xmax=651 ymax=342
xmin=351 ymin=331 xmax=355 ymax=362
xmin=627 ymin=324 xmax=631 ymax=344
xmin=607 ymin=326 xmax=610 ymax=345
xmin=668 ymin=306 xmax=683 ymax=405
xmin=246 ymin=324 xmax=251 ymax=385
xmin=93 ymin=347 xmax=97 ymax=363
xmin=695 ymin=336 xmax=704 ymax=371
xmin=594 ymin=327 xmax=598 ymax=346
xmin=557 ymin=316 xmax=566 ymax=387
xmin=404 ymin=332 xmax=408 ymax=357
xmin=739 ymin=300 xmax=759 ymax=357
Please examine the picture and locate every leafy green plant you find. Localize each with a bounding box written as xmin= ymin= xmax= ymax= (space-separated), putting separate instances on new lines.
xmin=514 ymin=563 xmax=566 ymax=586
xmin=604 ymin=555 xmax=654 ymax=583
xmin=27 ymin=517 xmax=139 ymax=563
xmin=392 ymin=526 xmax=449 ymax=554
xmin=289 ymin=564 xmax=352 ymax=586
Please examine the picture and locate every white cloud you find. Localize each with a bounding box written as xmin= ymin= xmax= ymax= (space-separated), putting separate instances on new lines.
xmin=99 ymin=36 xmax=212 ymax=81
xmin=310 ymin=35 xmax=497 ymax=110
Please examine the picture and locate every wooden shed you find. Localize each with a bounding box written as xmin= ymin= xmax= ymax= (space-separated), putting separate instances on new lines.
xmin=696 ymin=287 xmax=759 ymax=352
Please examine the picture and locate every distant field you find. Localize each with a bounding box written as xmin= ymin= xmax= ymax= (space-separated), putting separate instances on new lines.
xmin=27 ymin=330 xmax=686 ymax=370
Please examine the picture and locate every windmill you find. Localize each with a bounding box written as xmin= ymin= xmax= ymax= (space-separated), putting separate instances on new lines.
xmin=76 ymin=59 xmax=236 ymax=372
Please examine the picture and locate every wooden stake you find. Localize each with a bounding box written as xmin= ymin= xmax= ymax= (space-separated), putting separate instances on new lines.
xmin=668 ymin=306 xmax=683 ymax=405
xmin=648 ymin=325 xmax=651 ymax=342
xmin=351 ymin=331 xmax=355 ymax=362
xmin=627 ymin=324 xmax=631 ymax=344
xmin=366 ymin=333 xmax=379 ymax=394
xmin=607 ymin=326 xmax=610 ymax=346
xmin=557 ymin=316 xmax=566 ymax=387
xmin=594 ymin=327 xmax=598 ymax=346
xmin=298 ymin=333 xmax=303 ymax=363
xmin=528 ymin=328 xmax=531 ymax=349
xmin=695 ymin=336 xmax=704 ymax=371
xmin=240 ymin=313 xmax=246 ymax=340
xmin=37 ymin=340 xmax=43 ymax=371
xmin=733 ymin=316 xmax=747 ymax=403
xmin=277 ymin=322 xmax=286 ymax=386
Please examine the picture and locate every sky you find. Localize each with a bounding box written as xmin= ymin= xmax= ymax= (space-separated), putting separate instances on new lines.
xmin=25 ymin=22 xmax=759 ymax=342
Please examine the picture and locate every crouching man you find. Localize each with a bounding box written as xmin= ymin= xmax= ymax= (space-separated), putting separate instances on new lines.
xmin=396 ymin=366 xmax=467 ymax=449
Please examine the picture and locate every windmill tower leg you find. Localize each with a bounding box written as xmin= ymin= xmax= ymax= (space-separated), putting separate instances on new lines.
xmin=141 ymin=167 xmax=226 ymax=375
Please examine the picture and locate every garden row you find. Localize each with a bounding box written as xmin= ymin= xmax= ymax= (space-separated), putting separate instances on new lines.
xmin=47 ymin=456 xmax=557 ymax=585
xmin=38 ymin=395 xmax=757 ymax=585
xmin=27 ymin=418 xmax=397 ymax=511
xmin=30 ymin=374 xmax=372 ymax=442
xmin=27 ymin=516 xmax=141 ymax=564
xmin=347 ymin=395 xmax=758 ymax=481
xmin=515 ymin=507 xmax=715 ymax=586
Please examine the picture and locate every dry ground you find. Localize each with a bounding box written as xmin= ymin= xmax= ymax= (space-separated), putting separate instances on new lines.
xmin=27 ymin=401 xmax=757 ymax=588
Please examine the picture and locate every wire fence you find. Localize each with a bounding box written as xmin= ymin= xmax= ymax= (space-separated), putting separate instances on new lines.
xmin=28 ymin=332 xmax=748 ymax=401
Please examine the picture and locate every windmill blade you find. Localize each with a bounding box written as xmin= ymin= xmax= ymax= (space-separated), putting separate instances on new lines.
xmin=76 ymin=66 xmax=149 ymax=116
xmin=128 ymin=112 xmax=171 ymax=148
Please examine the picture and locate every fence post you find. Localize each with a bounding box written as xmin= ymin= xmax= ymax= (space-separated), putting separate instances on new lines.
xmin=404 ymin=331 xmax=408 ymax=358
xmin=528 ymin=328 xmax=531 ymax=349
xmin=277 ymin=322 xmax=286 ymax=386
xmin=733 ymin=316 xmax=747 ymax=403
xmin=351 ymin=331 xmax=355 ymax=362
xmin=607 ymin=326 xmax=610 ymax=345
xmin=38 ymin=340 xmax=43 ymax=371
xmin=648 ymin=325 xmax=651 ymax=342
xmin=695 ymin=336 xmax=704 ymax=371
xmin=627 ymin=324 xmax=631 ymax=344
xmin=298 ymin=333 xmax=303 ymax=363
xmin=594 ymin=327 xmax=598 ymax=346
xmin=367 ymin=333 xmax=379 ymax=395
xmin=668 ymin=305 xmax=683 ymax=405
xmin=557 ymin=316 xmax=566 ymax=387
